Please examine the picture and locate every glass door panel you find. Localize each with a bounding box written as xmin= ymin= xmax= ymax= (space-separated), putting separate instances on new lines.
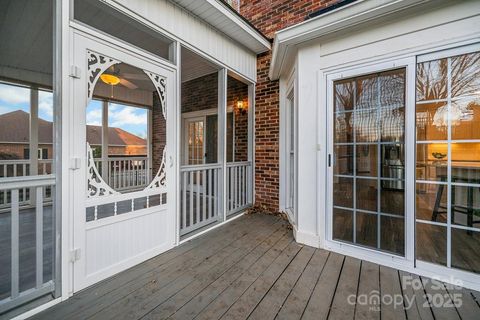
xmin=415 ymin=50 xmax=480 ymax=273
xmin=332 ymin=68 xmax=406 ymax=256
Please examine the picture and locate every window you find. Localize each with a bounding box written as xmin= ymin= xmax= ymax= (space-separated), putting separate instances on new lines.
xmin=286 ymin=89 xmax=296 ymax=219
xmin=415 ymin=49 xmax=480 ymax=273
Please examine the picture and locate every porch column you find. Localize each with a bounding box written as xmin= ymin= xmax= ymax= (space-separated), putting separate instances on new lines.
xmin=218 ymin=69 xmax=227 ymax=221
xmin=247 ymin=84 xmax=255 ymax=205
xmin=29 ymin=88 xmax=39 ymax=205
xmin=101 ymin=101 xmax=109 ymax=181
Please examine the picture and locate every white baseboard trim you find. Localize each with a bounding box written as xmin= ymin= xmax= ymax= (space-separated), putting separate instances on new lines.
xmin=11 ymin=297 xmax=63 ymax=320
xmin=293 ymin=228 xmax=320 ymax=248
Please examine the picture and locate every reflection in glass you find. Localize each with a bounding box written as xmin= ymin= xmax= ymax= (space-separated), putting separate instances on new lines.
xmin=451 ymin=98 xmax=480 ymax=140
xmin=416 ymin=222 xmax=447 ymax=266
xmin=381 ymin=144 xmax=404 ymax=180
xmin=451 ymin=228 xmax=480 ymax=274
xmin=334 ymin=112 xmax=353 ymax=143
xmin=416 ymin=102 xmax=448 ymax=141
xmin=451 ymin=52 xmax=480 ymax=98
xmin=355 ymin=109 xmax=378 ymax=143
xmin=356 ymin=212 xmax=377 ymax=248
xmin=356 ymin=144 xmax=377 ymax=177
xmin=416 ymin=58 xmax=448 ymax=102
xmin=380 ymin=216 xmax=404 ymax=255
xmin=381 ymin=107 xmax=404 ymax=142
xmin=335 ymin=145 xmax=353 ymax=175
xmin=332 ymin=69 xmax=406 ymax=256
xmin=415 ymin=143 xmax=448 ymax=181
xmin=334 ymin=79 xmax=354 ymax=112
xmin=333 ymin=177 xmax=353 ymax=208
xmin=356 ymin=178 xmax=377 ymax=212
xmin=416 ymin=182 xmax=447 ymax=223
xmin=451 ymin=185 xmax=480 ymax=228
xmin=450 ymin=143 xmax=480 ymax=184
xmin=333 ymin=208 xmax=353 ymax=242
xmin=381 ymin=189 xmax=404 ymax=216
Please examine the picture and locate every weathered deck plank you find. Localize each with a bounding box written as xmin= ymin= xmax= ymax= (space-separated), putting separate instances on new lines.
xmin=30 ymin=214 xmax=480 ymax=320
xmin=275 ymin=249 xmax=329 ymax=320
xmin=328 ymin=256 xmax=362 ymax=320
xmin=301 ymin=252 xmax=344 ymax=320
xmin=248 ymin=246 xmax=315 ymax=320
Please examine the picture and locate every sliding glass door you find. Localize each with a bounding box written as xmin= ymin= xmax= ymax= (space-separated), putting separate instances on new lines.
xmin=415 ymin=48 xmax=480 ymax=274
xmin=331 ymin=69 xmax=406 ymax=255
xmin=329 ymin=45 xmax=480 ymax=281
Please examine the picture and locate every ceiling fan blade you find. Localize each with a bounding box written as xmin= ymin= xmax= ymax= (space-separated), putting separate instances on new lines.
xmin=120 ymin=78 xmax=138 ymax=90
xmin=122 ymin=73 xmax=149 ymax=80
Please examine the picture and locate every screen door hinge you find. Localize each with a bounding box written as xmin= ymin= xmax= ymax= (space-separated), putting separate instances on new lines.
xmin=70 ymin=157 xmax=81 ymax=170
xmin=70 ymin=66 xmax=81 ymax=79
xmin=70 ymin=248 xmax=81 ymax=263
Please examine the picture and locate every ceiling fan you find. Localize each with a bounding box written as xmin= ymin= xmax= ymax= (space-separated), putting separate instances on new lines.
xmin=100 ymin=65 xmax=139 ymax=90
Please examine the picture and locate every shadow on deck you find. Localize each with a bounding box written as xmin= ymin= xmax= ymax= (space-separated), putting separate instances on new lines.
xmin=31 ymin=214 xmax=480 ymax=320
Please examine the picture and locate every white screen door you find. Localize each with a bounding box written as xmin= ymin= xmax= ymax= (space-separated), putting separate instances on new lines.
xmin=71 ymin=32 xmax=176 ymax=291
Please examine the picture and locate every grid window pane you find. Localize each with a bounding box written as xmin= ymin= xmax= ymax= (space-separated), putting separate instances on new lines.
xmin=416 ymin=222 xmax=447 ymax=266
xmin=415 ymin=50 xmax=480 ymax=274
xmin=332 ymin=69 xmax=406 ymax=256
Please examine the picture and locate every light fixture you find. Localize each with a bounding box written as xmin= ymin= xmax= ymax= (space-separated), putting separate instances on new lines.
xmin=100 ymin=73 xmax=121 ymax=86
xmin=236 ymin=98 xmax=247 ymax=115
xmin=433 ymin=101 xmax=474 ymax=129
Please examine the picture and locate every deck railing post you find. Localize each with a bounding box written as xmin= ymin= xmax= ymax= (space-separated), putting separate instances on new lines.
xmin=218 ymin=69 xmax=227 ymax=222
xmin=247 ymin=84 xmax=255 ymax=205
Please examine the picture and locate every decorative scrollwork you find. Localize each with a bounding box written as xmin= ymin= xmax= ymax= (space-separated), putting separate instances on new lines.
xmin=87 ymin=51 xmax=119 ymax=103
xmin=144 ymin=148 xmax=167 ymax=190
xmin=144 ymin=71 xmax=166 ymax=120
xmin=86 ymin=143 xmax=118 ymax=198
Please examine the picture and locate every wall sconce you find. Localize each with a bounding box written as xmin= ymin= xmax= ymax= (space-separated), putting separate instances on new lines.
xmin=236 ymin=98 xmax=247 ymax=115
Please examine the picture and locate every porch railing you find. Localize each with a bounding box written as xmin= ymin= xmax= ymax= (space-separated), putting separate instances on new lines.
xmin=226 ymin=161 xmax=252 ymax=215
xmin=0 ymin=175 xmax=56 ymax=314
xmin=0 ymin=160 xmax=53 ymax=209
xmin=180 ymin=163 xmax=221 ymax=236
xmin=94 ymin=156 xmax=150 ymax=191
xmin=179 ymin=161 xmax=253 ymax=236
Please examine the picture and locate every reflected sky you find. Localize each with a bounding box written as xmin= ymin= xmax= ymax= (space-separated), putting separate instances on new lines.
xmin=0 ymin=82 xmax=53 ymax=121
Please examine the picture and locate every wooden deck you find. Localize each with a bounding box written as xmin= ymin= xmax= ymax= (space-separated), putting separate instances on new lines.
xmin=31 ymin=213 xmax=480 ymax=320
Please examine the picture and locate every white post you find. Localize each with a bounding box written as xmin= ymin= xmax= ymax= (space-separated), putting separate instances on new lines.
xmin=247 ymin=84 xmax=255 ymax=205
xmin=102 ymin=100 xmax=109 ymax=181
xmin=218 ymin=69 xmax=227 ymax=221
xmin=30 ymin=88 xmax=39 ymax=205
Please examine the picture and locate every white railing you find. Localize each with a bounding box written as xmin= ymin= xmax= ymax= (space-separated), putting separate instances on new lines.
xmin=0 ymin=160 xmax=53 ymax=208
xmin=180 ymin=164 xmax=221 ymax=236
xmin=0 ymin=175 xmax=56 ymax=313
xmin=94 ymin=157 xmax=149 ymax=191
xmin=226 ymin=161 xmax=252 ymax=215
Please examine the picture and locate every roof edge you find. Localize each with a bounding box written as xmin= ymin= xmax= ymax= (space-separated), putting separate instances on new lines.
xmin=170 ymin=0 xmax=271 ymax=54
xmin=269 ymin=0 xmax=432 ymax=80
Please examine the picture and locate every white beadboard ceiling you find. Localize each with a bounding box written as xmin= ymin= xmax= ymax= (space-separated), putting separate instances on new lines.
xmin=181 ymin=46 xmax=219 ymax=82
xmin=170 ymin=0 xmax=270 ymax=54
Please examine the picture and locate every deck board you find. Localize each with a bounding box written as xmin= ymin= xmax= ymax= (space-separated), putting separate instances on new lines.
xmin=30 ymin=214 xmax=480 ymax=320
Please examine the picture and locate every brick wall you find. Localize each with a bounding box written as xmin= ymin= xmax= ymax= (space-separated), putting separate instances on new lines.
xmin=227 ymin=77 xmax=248 ymax=162
xmin=239 ymin=0 xmax=340 ymax=210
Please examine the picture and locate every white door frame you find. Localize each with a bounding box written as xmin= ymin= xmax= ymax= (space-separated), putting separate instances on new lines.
xmin=71 ymin=29 xmax=177 ymax=291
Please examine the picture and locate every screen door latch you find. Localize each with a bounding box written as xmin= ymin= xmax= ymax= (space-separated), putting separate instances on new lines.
xmin=328 ymin=154 xmax=332 ymax=167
